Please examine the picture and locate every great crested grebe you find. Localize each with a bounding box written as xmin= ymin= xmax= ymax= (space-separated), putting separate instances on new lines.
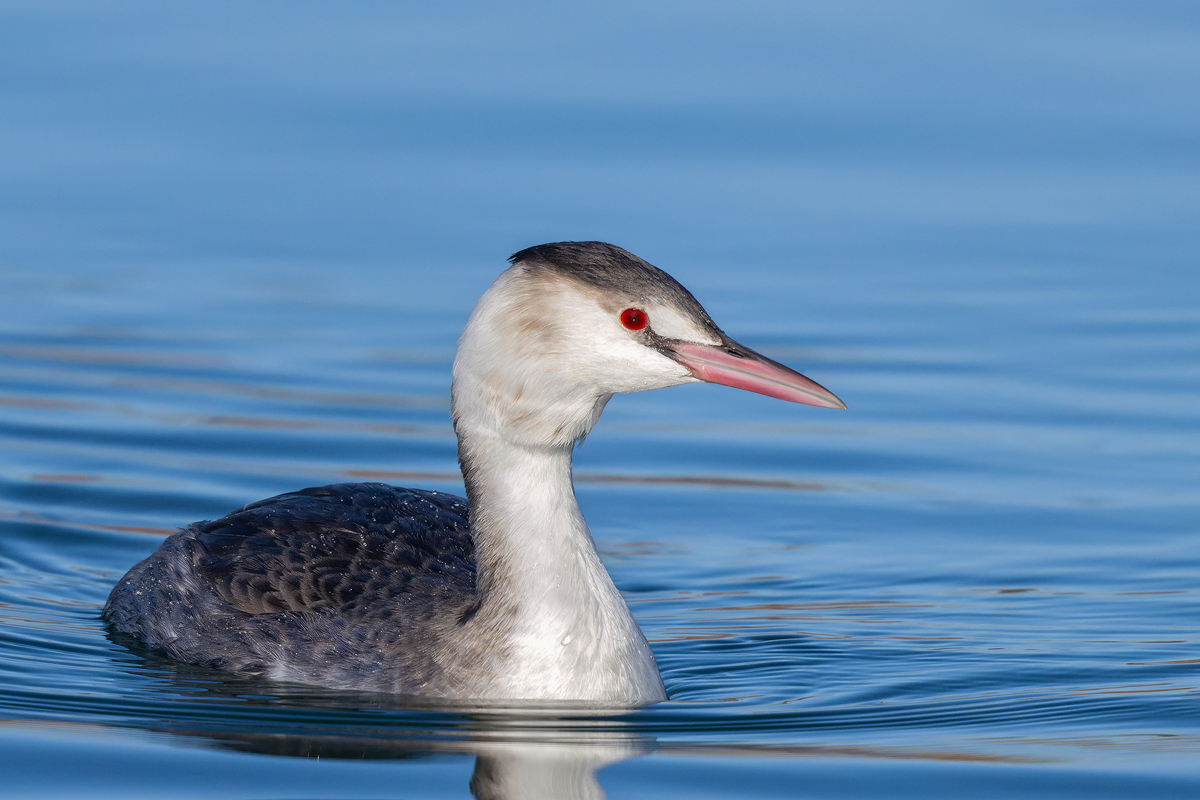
xmin=105 ymin=242 xmax=844 ymax=706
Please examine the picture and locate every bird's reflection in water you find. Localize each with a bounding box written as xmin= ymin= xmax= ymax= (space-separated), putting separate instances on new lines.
xmin=470 ymin=737 xmax=645 ymax=800
xmin=194 ymin=725 xmax=644 ymax=800
xmin=110 ymin=639 xmax=652 ymax=800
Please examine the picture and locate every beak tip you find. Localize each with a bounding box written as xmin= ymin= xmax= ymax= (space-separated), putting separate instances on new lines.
xmin=809 ymin=394 xmax=847 ymax=410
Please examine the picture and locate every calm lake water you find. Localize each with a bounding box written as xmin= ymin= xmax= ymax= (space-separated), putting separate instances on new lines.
xmin=1 ymin=2 xmax=1198 ymax=798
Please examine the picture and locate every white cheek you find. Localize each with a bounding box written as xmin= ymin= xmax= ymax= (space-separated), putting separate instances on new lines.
xmin=643 ymin=303 xmax=720 ymax=344
xmin=604 ymin=345 xmax=695 ymax=393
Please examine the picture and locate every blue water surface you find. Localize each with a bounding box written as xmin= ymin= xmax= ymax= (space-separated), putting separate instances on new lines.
xmin=1 ymin=2 xmax=1198 ymax=798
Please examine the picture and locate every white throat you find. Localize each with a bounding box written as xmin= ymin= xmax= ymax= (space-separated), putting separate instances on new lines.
xmin=447 ymin=270 xmax=671 ymax=703
xmin=455 ymin=428 xmax=664 ymax=703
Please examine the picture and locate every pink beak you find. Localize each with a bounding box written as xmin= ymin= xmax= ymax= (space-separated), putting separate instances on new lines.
xmin=670 ymin=340 xmax=846 ymax=409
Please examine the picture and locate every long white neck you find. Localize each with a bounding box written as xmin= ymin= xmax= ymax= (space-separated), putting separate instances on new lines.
xmin=445 ymin=265 xmax=671 ymax=704
xmin=454 ymin=426 xmax=666 ymax=704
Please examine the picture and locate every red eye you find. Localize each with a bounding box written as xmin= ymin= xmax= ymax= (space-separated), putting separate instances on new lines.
xmin=620 ymin=308 xmax=648 ymax=330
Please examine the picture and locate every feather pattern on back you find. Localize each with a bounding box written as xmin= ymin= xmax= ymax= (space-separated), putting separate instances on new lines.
xmin=105 ymin=483 xmax=482 ymax=693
